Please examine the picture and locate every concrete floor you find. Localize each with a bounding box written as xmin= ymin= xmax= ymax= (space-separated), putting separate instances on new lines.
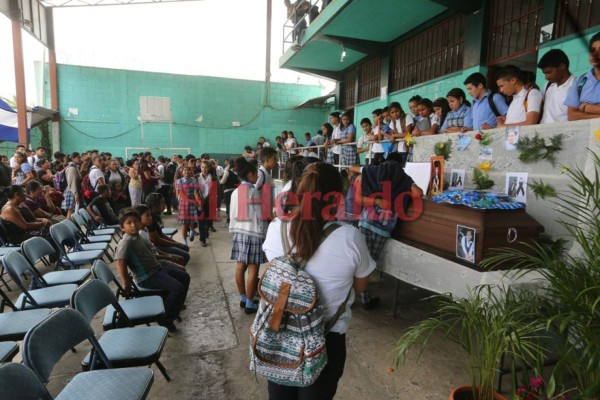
xmin=3 ymin=214 xmax=474 ymax=400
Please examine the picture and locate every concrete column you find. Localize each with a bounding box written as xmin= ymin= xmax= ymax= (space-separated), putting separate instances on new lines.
xmin=10 ymin=0 xmax=28 ymax=146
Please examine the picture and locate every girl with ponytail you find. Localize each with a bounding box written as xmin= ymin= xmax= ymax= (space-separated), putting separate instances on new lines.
xmin=262 ymin=162 xmax=376 ymax=400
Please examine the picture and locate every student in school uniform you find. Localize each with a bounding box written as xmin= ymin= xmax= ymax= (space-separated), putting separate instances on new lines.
xmin=464 ymin=72 xmax=509 ymax=130
xmin=439 ymin=88 xmax=473 ymax=133
xmin=565 ymin=32 xmax=600 ymax=121
xmin=496 ymin=66 xmax=542 ymax=127
xmin=537 ymin=49 xmax=575 ymax=124
xmin=412 ymin=98 xmax=440 ymax=136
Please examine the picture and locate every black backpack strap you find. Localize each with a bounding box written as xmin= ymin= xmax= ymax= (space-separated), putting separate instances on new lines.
xmin=577 ymin=73 xmax=588 ymax=99
xmin=487 ymin=93 xmax=501 ymax=117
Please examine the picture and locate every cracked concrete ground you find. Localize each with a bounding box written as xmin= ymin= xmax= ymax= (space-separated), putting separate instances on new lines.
xmin=4 ymin=214 xmax=471 ymax=399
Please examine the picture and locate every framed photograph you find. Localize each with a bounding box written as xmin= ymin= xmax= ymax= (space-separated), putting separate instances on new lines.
xmin=457 ymin=133 xmax=471 ymax=152
xmin=478 ymin=147 xmax=493 ymax=162
xmin=505 ymin=126 xmax=520 ymax=151
xmin=449 ymin=169 xmax=466 ymax=190
xmin=428 ymin=155 xmax=445 ymax=196
xmin=456 ymin=225 xmax=476 ymax=264
xmin=505 ymin=172 xmax=528 ymax=203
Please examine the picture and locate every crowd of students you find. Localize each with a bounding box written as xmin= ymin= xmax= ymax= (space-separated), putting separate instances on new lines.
xmin=241 ymin=34 xmax=600 ymax=172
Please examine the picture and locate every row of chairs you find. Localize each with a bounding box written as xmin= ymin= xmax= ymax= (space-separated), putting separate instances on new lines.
xmin=0 ymin=207 xmax=177 ymax=399
xmin=0 ymin=258 xmax=171 ymax=398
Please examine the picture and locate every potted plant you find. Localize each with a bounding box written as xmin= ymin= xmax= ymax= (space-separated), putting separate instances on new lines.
xmin=482 ymin=151 xmax=600 ymax=398
xmin=394 ymin=285 xmax=545 ymax=400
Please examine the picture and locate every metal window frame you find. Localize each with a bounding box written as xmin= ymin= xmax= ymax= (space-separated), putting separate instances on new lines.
xmin=487 ymin=0 xmax=544 ymax=65
xmin=390 ymin=13 xmax=465 ymax=93
xmin=554 ymin=0 xmax=600 ymax=40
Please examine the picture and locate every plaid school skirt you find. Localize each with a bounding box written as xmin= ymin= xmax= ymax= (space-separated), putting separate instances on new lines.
xmin=177 ymin=199 xmax=199 ymax=224
xmin=61 ymin=190 xmax=76 ymax=211
xmin=360 ymin=227 xmax=388 ymax=262
xmin=230 ymin=233 xmax=267 ymax=265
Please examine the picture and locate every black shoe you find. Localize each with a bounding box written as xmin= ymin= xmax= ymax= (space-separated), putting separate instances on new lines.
xmin=164 ymin=211 xmax=172 ymax=215
xmin=244 ymin=306 xmax=258 ymax=315
xmin=160 ymin=322 xmax=177 ymax=332
xmin=362 ymin=297 xmax=380 ymax=311
xmin=240 ymin=298 xmax=258 ymax=308
xmin=210 ymin=226 xmax=216 ymax=232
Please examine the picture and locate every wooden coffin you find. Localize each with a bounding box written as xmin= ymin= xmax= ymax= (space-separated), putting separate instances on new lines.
xmin=393 ymin=198 xmax=544 ymax=271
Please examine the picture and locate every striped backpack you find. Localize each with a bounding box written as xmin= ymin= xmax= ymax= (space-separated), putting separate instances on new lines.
xmin=249 ymin=222 xmax=342 ymax=387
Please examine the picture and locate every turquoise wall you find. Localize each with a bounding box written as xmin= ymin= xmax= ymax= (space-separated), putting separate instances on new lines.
xmin=49 ymin=65 xmax=329 ymax=159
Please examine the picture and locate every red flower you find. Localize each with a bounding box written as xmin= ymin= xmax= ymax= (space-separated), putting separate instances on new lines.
xmin=517 ymin=386 xmax=527 ymax=397
xmin=475 ymin=133 xmax=483 ymax=140
xmin=530 ymin=376 xmax=544 ymax=388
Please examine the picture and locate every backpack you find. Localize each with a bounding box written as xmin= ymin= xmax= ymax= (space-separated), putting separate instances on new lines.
xmin=54 ymin=166 xmax=71 ymax=192
xmin=487 ymin=93 xmax=502 ymax=117
xmin=249 ymin=222 xmax=346 ymax=387
xmin=81 ymin=167 xmax=100 ymax=202
xmin=163 ymin=162 xmax=177 ymax=184
xmin=223 ymin=170 xmax=240 ymax=190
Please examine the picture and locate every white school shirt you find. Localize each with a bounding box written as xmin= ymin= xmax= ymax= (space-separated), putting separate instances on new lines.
xmin=262 ymin=219 xmax=375 ymax=333
xmin=198 ymin=173 xmax=212 ymax=199
xmin=389 ymin=119 xmax=407 ymax=153
xmin=371 ymin=125 xmax=384 ymax=153
xmin=541 ymin=74 xmax=575 ymax=124
xmin=505 ymin=87 xmax=542 ymax=124
xmin=331 ymin=123 xmax=342 ymax=154
xmin=89 ymin=166 xmax=104 ymax=192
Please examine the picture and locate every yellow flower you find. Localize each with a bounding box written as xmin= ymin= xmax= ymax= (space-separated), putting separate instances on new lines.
xmin=439 ymin=142 xmax=445 ymax=149
xmin=595 ymin=130 xmax=600 ymax=142
xmin=478 ymin=161 xmax=493 ymax=171
xmin=404 ymin=132 xmax=415 ymax=147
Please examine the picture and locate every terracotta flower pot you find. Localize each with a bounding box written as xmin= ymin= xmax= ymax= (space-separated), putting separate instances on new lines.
xmin=449 ymin=386 xmax=508 ymax=400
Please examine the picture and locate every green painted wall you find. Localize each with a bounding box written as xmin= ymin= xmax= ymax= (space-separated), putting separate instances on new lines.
xmin=49 ymin=65 xmax=328 ymax=159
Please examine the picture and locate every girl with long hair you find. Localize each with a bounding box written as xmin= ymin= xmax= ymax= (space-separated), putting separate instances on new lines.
xmin=262 ymin=162 xmax=375 ymax=400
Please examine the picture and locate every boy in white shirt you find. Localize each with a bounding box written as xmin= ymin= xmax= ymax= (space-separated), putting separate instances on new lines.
xmin=537 ymin=49 xmax=574 ymax=124
xmin=496 ymin=66 xmax=542 ymax=126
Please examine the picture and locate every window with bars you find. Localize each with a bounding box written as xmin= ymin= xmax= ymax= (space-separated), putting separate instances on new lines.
xmin=554 ymin=0 xmax=600 ymax=40
xmin=390 ymin=14 xmax=465 ymax=93
xmin=358 ymin=58 xmax=381 ymax=103
xmin=341 ymin=69 xmax=357 ymax=110
xmin=487 ymin=0 xmax=544 ymax=65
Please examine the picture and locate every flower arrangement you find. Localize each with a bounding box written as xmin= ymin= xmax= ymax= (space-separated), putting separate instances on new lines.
xmin=472 ymin=163 xmax=494 ymax=190
xmin=475 ymin=130 xmax=493 ymax=146
xmin=517 ymin=133 xmax=563 ymax=166
xmin=529 ymin=179 xmax=557 ymax=200
xmin=513 ymin=376 xmax=570 ymax=400
xmin=404 ymin=131 xmax=415 ymax=148
xmin=433 ymin=139 xmax=452 ymax=160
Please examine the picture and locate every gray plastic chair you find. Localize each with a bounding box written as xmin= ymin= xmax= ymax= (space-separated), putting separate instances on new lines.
xmin=61 ymin=220 xmax=114 ymax=260
xmin=21 ymin=308 xmax=154 ymax=400
xmin=71 ymin=279 xmax=170 ymax=381
xmin=92 ymin=259 xmax=166 ymax=300
xmin=72 ymin=213 xmax=115 ymax=243
xmin=90 ymin=260 xmax=165 ymax=330
xmin=49 ymin=223 xmax=106 ymax=270
xmin=78 ymin=209 xmax=119 ymax=236
xmin=0 ymin=342 xmax=18 ymax=362
xmin=20 ymin=237 xmax=91 ymax=287
xmin=2 ymin=251 xmax=78 ymax=310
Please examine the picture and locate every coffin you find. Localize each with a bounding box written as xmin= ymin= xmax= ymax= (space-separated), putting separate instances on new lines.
xmin=393 ymin=198 xmax=544 ymax=271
